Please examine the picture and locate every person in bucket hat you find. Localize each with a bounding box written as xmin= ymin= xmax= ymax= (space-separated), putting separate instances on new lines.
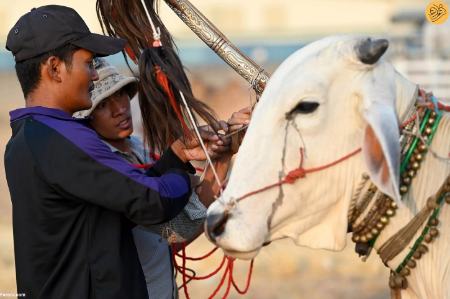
xmin=4 ymin=5 xmax=226 ymax=299
xmin=78 ymin=58 xmax=240 ymax=298
xmin=74 ymin=58 xmax=138 ymax=119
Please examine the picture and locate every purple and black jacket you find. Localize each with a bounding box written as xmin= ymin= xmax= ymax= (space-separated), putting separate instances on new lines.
xmin=5 ymin=106 xmax=193 ymax=299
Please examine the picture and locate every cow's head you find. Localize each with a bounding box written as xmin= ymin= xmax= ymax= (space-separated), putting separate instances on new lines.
xmin=206 ymin=36 xmax=415 ymax=259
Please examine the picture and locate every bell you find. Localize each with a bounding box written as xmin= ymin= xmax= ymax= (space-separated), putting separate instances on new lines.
xmin=400 ymin=185 xmax=409 ymax=194
xmin=427 ymin=199 xmax=438 ymax=209
xmin=394 ymin=275 xmax=408 ymax=289
xmin=418 ymin=144 xmax=427 ymax=152
xmin=418 ymin=244 xmax=428 ymax=254
xmin=385 ymin=209 xmax=395 ymax=217
xmin=400 ymin=267 xmax=410 ymax=276
xmin=429 ymin=228 xmax=439 ymax=237
xmin=413 ymin=251 xmax=422 ymax=259
xmin=403 ymin=177 xmax=411 ymax=185
xmin=411 ymin=162 xmax=420 ymax=170
xmin=389 ymin=276 xmax=397 ymax=289
xmin=380 ymin=216 xmax=389 ymax=224
xmin=407 ymin=259 xmax=416 ymax=268
xmin=428 ymin=218 xmax=439 ymax=226
xmin=355 ymin=242 xmax=371 ymax=256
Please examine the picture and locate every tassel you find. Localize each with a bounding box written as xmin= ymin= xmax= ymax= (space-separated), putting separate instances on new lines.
xmin=379 ymin=196 xmax=437 ymax=264
xmin=154 ymin=66 xmax=191 ymax=136
xmin=97 ymin=0 xmax=219 ymax=151
xmin=390 ymin=288 xmax=402 ymax=299
xmin=124 ymin=45 xmax=138 ymax=64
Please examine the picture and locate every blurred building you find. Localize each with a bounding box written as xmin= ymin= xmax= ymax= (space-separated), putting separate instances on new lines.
xmin=388 ymin=5 xmax=450 ymax=99
xmin=1 ymin=0 xmax=448 ymax=98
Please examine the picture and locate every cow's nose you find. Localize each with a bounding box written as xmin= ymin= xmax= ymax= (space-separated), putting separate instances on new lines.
xmin=205 ymin=211 xmax=229 ymax=242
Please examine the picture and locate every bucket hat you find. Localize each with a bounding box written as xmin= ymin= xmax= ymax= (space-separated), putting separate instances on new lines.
xmin=74 ymin=58 xmax=138 ymax=118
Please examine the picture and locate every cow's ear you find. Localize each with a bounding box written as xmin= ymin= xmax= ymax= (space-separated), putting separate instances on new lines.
xmin=362 ymin=102 xmax=401 ymax=203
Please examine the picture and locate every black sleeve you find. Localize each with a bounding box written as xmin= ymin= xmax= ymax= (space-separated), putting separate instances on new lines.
xmin=28 ymin=120 xmax=191 ymax=225
xmin=146 ymin=147 xmax=196 ymax=177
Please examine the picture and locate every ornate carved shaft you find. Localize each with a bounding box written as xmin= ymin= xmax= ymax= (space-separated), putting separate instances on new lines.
xmin=163 ymin=0 xmax=270 ymax=95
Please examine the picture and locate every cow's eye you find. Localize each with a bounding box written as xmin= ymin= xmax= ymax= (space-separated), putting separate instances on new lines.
xmin=286 ymin=101 xmax=320 ymax=119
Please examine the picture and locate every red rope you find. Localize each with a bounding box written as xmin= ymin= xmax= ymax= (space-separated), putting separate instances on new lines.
xmin=181 ymin=244 xmax=190 ymax=299
xmin=175 ymin=255 xmax=227 ymax=281
xmin=175 ymin=246 xmax=219 ymax=261
xmin=231 ymin=259 xmax=254 ymax=294
xmin=172 ymin=243 xmax=254 ymax=298
xmin=235 ymin=147 xmax=362 ymax=202
xmin=418 ymin=89 xmax=450 ymax=112
xmin=400 ymin=113 xmax=418 ymax=129
xmin=221 ymin=259 xmax=233 ymax=299
xmin=233 ymin=103 xmax=444 ymax=204
xmin=207 ymin=258 xmax=232 ymax=299
xmin=422 ymin=101 xmax=450 ymax=112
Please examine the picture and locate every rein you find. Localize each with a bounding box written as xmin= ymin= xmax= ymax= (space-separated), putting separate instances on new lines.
xmin=233 ymin=147 xmax=362 ymax=203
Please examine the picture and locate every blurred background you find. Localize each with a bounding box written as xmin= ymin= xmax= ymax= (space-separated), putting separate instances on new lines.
xmin=0 ymin=0 xmax=448 ymax=298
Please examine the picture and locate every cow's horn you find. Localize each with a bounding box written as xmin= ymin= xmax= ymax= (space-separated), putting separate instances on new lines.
xmin=356 ymin=38 xmax=389 ymax=65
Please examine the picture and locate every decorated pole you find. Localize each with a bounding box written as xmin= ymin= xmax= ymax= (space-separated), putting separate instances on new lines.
xmin=163 ymin=0 xmax=270 ymax=96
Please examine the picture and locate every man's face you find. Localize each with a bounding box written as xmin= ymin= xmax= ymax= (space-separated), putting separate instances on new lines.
xmin=90 ymin=88 xmax=133 ymax=141
xmin=60 ymin=49 xmax=97 ymax=113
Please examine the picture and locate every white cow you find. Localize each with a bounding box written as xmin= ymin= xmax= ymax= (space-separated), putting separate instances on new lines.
xmin=206 ymin=36 xmax=450 ymax=299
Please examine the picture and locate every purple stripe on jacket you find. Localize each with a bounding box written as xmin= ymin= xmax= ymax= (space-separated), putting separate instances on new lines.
xmin=10 ymin=106 xmax=189 ymax=199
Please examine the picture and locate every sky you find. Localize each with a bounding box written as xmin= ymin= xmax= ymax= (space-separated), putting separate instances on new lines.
xmin=0 ymin=0 xmax=429 ymax=69
xmin=0 ymin=0 xmax=428 ymax=44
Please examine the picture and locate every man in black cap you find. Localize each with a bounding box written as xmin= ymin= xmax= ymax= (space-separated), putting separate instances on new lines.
xmin=4 ymin=5 xmax=224 ymax=298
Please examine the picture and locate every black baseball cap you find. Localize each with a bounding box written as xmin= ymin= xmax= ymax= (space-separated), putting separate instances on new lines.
xmin=6 ymin=5 xmax=126 ymax=62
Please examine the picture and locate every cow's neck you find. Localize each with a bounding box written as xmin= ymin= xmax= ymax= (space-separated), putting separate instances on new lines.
xmin=362 ymin=75 xmax=450 ymax=299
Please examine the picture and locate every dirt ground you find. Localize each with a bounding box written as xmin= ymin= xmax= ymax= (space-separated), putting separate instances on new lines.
xmin=0 ymin=70 xmax=390 ymax=299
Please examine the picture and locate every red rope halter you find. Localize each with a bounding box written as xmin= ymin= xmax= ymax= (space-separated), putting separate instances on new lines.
xmin=234 ymin=92 xmax=450 ymax=203
xmin=172 ymin=244 xmax=254 ymax=299
xmin=234 ymin=147 xmax=362 ymax=202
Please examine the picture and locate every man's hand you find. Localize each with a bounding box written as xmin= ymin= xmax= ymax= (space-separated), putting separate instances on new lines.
xmin=228 ymin=106 xmax=251 ymax=132
xmin=171 ymin=122 xmax=231 ymax=162
xmin=227 ymin=106 xmax=252 ymax=153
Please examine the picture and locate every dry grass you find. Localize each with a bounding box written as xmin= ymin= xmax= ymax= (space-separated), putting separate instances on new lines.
xmin=0 ymin=71 xmax=390 ymax=298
